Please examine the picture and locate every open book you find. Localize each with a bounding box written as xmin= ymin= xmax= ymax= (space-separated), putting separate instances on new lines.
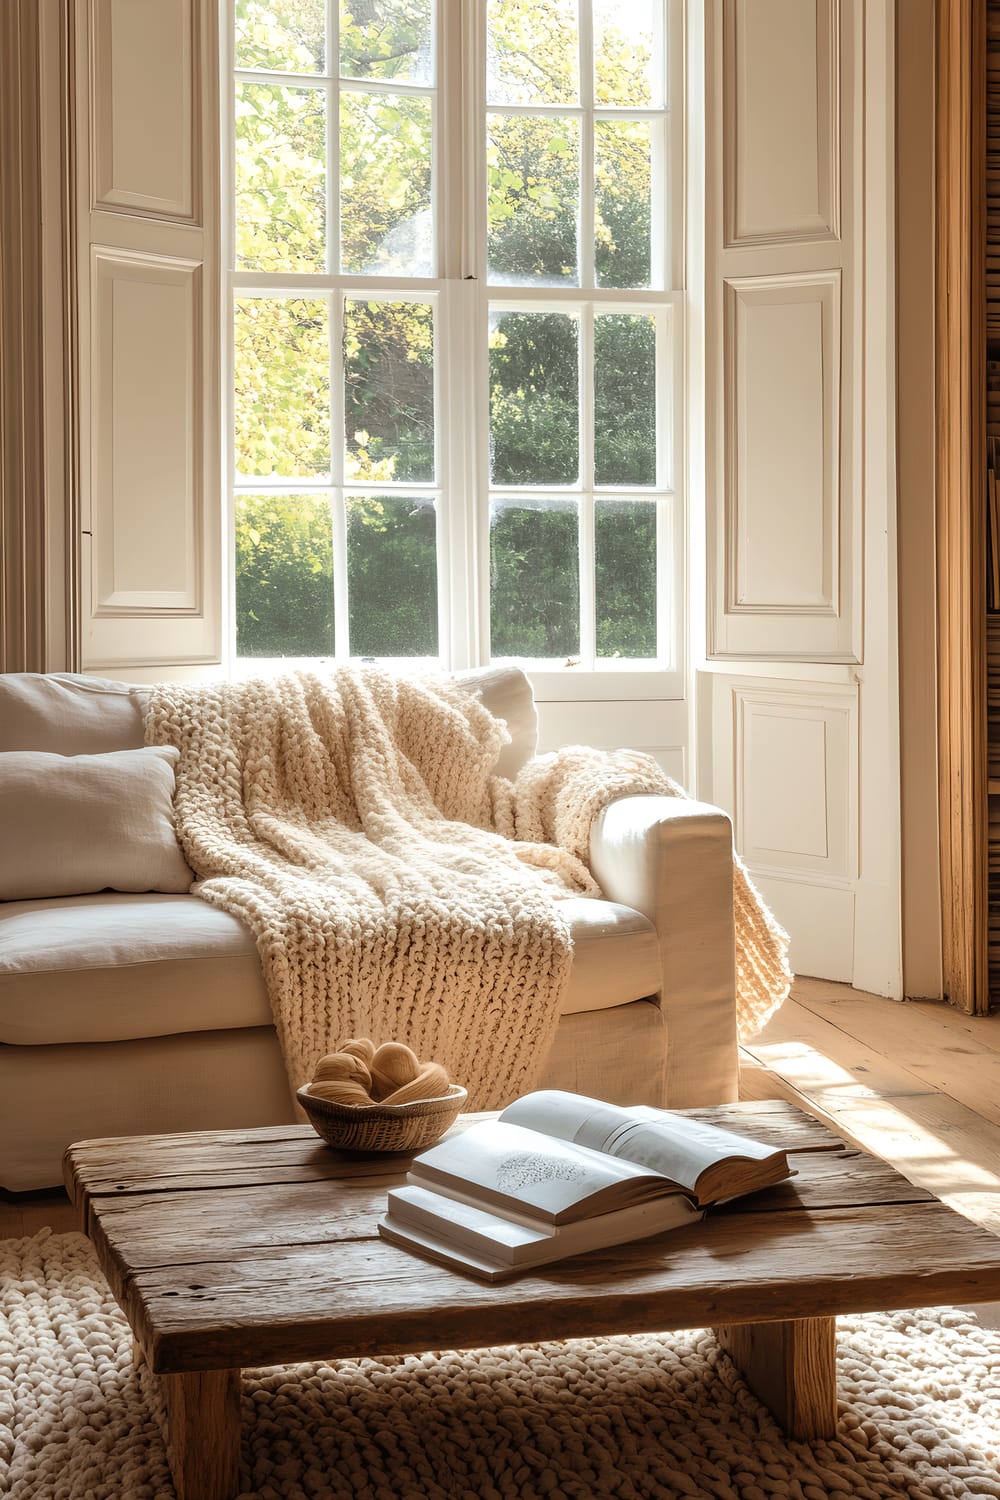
xmin=377 ymin=1089 xmax=794 ymax=1280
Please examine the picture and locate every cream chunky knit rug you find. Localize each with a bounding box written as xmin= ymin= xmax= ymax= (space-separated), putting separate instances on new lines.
xmin=145 ymin=668 xmax=790 ymax=1106
xmin=4 ymin=1231 xmax=1000 ymax=1500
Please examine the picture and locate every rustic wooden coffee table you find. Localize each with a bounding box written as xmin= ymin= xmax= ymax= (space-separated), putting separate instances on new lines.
xmin=65 ymin=1100 xmax=1000 ymax=1500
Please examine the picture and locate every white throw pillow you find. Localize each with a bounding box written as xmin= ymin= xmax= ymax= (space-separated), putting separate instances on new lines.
xmin=0 ymin=747 xmax=193 ymax=901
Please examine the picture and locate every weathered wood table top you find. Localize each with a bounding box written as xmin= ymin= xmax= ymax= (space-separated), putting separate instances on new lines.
xmin=65 ymin=1100 xmax=1000 ymax=1500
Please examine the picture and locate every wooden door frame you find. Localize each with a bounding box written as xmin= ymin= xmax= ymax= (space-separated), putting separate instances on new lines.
xmin=935 ymin=0 xmax=989 ymax=1014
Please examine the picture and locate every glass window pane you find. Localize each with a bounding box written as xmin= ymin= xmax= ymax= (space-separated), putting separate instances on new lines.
xmin=593 ymin=0 xmax=661 ymax=107
xmin=486 ymin=0 xmax=579 ymax=105
xmin=235 ymin=83 xmax=326 ymax=272
xmin=595 ymin=500 xmax=657 ymax=659
xmin=235 ymin=493 xmax=335 ymax=658
xmin=594 ymin=314 xmax=656 ymax=487
xmin=487 ymin=114 xmax=579 ymax=286
xmin=490 ymin=311 xmax=579 ymax=485
xmin=344 ymin=300 xmax=434 ymax=484
xmin=340 ymin=0 xmax=433 ymax=85
xmin=490 ymin=499 xmax=579 ymax=658
xmin=347 ymin=495 xmax=437 ymax=656
xmin=340 ymin=91 xmax=432 ymax=274
xmin=595 ymin=120 xmax=652 ymax=289
xmin=235 ymin=0 xmax=325 ymax=73
xmin=235 ymin=297 xmax=331 ymax=480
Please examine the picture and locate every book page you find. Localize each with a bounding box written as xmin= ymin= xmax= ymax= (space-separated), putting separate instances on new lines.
xmin=615 ymin=1107 xmax=778 ymax=1182
xmin=500 ymin=1091 xmax=639 ymax=1156
xmin=499 ymin=1091 xmax=782 ymax=1199
xmin=408 ymin=1119 xmax=679 ymax=1224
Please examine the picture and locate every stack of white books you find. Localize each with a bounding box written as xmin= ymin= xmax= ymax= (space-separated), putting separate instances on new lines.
xmin=378 ymin=1090 xmax=794 ymax=1281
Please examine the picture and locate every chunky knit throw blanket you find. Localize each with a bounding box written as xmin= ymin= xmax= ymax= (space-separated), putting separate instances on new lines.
xmin=145 ymin=668 xmax=791 ymax=1109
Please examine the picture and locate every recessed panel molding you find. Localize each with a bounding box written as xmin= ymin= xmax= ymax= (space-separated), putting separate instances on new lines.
xmin=725 ymin=270 xmax=841 ymax=617
xmin=90 ymin=0 xmax=198 ymax=221
xmin=724 ymin=0 xmax=840 ymax=246
xmin=90 ymin=247 xmax=202 ymax=616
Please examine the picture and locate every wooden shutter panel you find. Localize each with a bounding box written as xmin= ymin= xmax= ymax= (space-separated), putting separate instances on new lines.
xmin=707 ymin=0 xmax=861 ymax=664
xmin=75 ymin=0 xmax=221 ymax=673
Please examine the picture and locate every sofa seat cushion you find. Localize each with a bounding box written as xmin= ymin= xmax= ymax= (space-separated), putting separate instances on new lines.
xmin=555 ymin=896 xmax=660 ymax=1015
xmin=0 ymin=894 xmax=272 ymax=1044
xmin=0 ymin=892 xmax=660 ymax=1046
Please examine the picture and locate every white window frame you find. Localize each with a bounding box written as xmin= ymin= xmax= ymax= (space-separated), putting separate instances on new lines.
xmin=223 ymin=0 xmax=685 ymax=702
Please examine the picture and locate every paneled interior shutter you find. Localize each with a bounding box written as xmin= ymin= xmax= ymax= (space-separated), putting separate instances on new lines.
xmin=75 ymin=0 xmax=221 ymax=674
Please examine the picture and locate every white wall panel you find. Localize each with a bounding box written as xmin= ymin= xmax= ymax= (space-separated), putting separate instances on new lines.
xmin=91 ymin=0 xmax=196 ymax=221
xmin=733 ymin=685 xmax=856 ymax=879
xmin=726 ymin=272 xmax=839 ymax=614
xmin=708 ymin=671 xmax=859 ymax=980
xmin=724 ymin=0 xmax=839 ymax=246
xmin=753 ymin=874 xmax=855 ymax=982
xmin=91 ymin=249 xmax=200 ymax=613
xmin=535 ymin=698 xmax=687 ymax=784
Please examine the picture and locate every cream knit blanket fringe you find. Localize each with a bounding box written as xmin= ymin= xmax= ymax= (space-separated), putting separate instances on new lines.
xmin=145 ymin=668 xmax=791 ymax=1109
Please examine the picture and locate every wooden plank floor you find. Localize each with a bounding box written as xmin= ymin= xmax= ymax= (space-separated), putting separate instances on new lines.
xmin=739 ymin=976 xmax=1000 ymax=1327
xmin=740 ymin=978 xmax=1000 ymax=1237
xmin=5 ymin=977 xmax=1000 ymax=1329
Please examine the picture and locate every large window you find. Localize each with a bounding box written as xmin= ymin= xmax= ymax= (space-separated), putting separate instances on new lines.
xmin=229 ymin=0 xmax=682 ymax=678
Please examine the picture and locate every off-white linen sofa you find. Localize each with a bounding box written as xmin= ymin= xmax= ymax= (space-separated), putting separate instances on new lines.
xmin=0 ymin=668 xmax=739 ymax=1190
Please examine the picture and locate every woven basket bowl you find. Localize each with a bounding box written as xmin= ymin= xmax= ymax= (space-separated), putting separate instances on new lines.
xmin=296 ymin=1082 xmax=468 ymax=1152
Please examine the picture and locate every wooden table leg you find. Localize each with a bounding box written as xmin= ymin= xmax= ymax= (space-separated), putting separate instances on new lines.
xmin=155 ymin=1368 xmax=241 ymax=1500
xmin=714 ymin=1317 xmax=837 ymax=1440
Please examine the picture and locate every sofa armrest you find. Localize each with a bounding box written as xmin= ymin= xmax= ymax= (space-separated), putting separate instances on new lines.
xmin=589 ymin=795 xmax=739 ymax=1108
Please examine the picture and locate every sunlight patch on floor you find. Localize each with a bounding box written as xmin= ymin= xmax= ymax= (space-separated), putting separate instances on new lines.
xmin=742 ymin=1033 xmax=1000 ymax=1237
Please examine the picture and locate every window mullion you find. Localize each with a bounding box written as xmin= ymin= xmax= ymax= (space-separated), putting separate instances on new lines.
xmin=579 ymin=0 xmax=595 ymax=290
xmin=656 ymin=491 xmax=675 ymax=675
xmin=439 ymin=278 xmax=486 ymax=669
xmin=317 ymin=14 xmax=343 ymax=648
xmin=657 ymin=304 xmax=674 ymax=492
xmin=667 ymin=0 xmax=683 ymax=289
xmin=658 ymin=302 xmax=676 ymax=673
xmin=579 ymin=1 xmax=595 ymax=666
xmin=332 ymin=0 xmax=344 ymax=276
xmin=329 ymin=291 xmax=349 ymax=656
xmin=579 ymin=303 xmax=596 ymax=669
xmin=652 ymin=115 xmax=669 ymax=290
xmin=438 ymin=1 xmax=486 ymax=668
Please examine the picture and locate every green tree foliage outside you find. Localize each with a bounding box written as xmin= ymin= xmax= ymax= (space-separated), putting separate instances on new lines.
xmin=235 ymin=493 xmax=335 ymax=657
xmin=491 ymin=502 xmax=580 ymax=659
xmin=594 ymin=314 xmax=657 ymax=487
xmin=344 ymin=299 xmax=434 ymax=484
xmin=595 ymin=500 xmax=657 ymax=658
xmin=347 ymin=495 xmax=438 ymax=655
xmin=490 ymin=312 xmax=579 ymax=486
xmin=233 ymin=0 xmax=663 ymax=661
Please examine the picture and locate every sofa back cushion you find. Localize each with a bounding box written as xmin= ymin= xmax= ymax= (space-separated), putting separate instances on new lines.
xmin=455 ymin=665 xmax=537 ymax=779
xmin=0 ymin=746 xmax=193 ymax=900
xmin=0 ymin=665 xmax=538 ymax=778
xmin=0 ymin=674 xmax=145 ymax=754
